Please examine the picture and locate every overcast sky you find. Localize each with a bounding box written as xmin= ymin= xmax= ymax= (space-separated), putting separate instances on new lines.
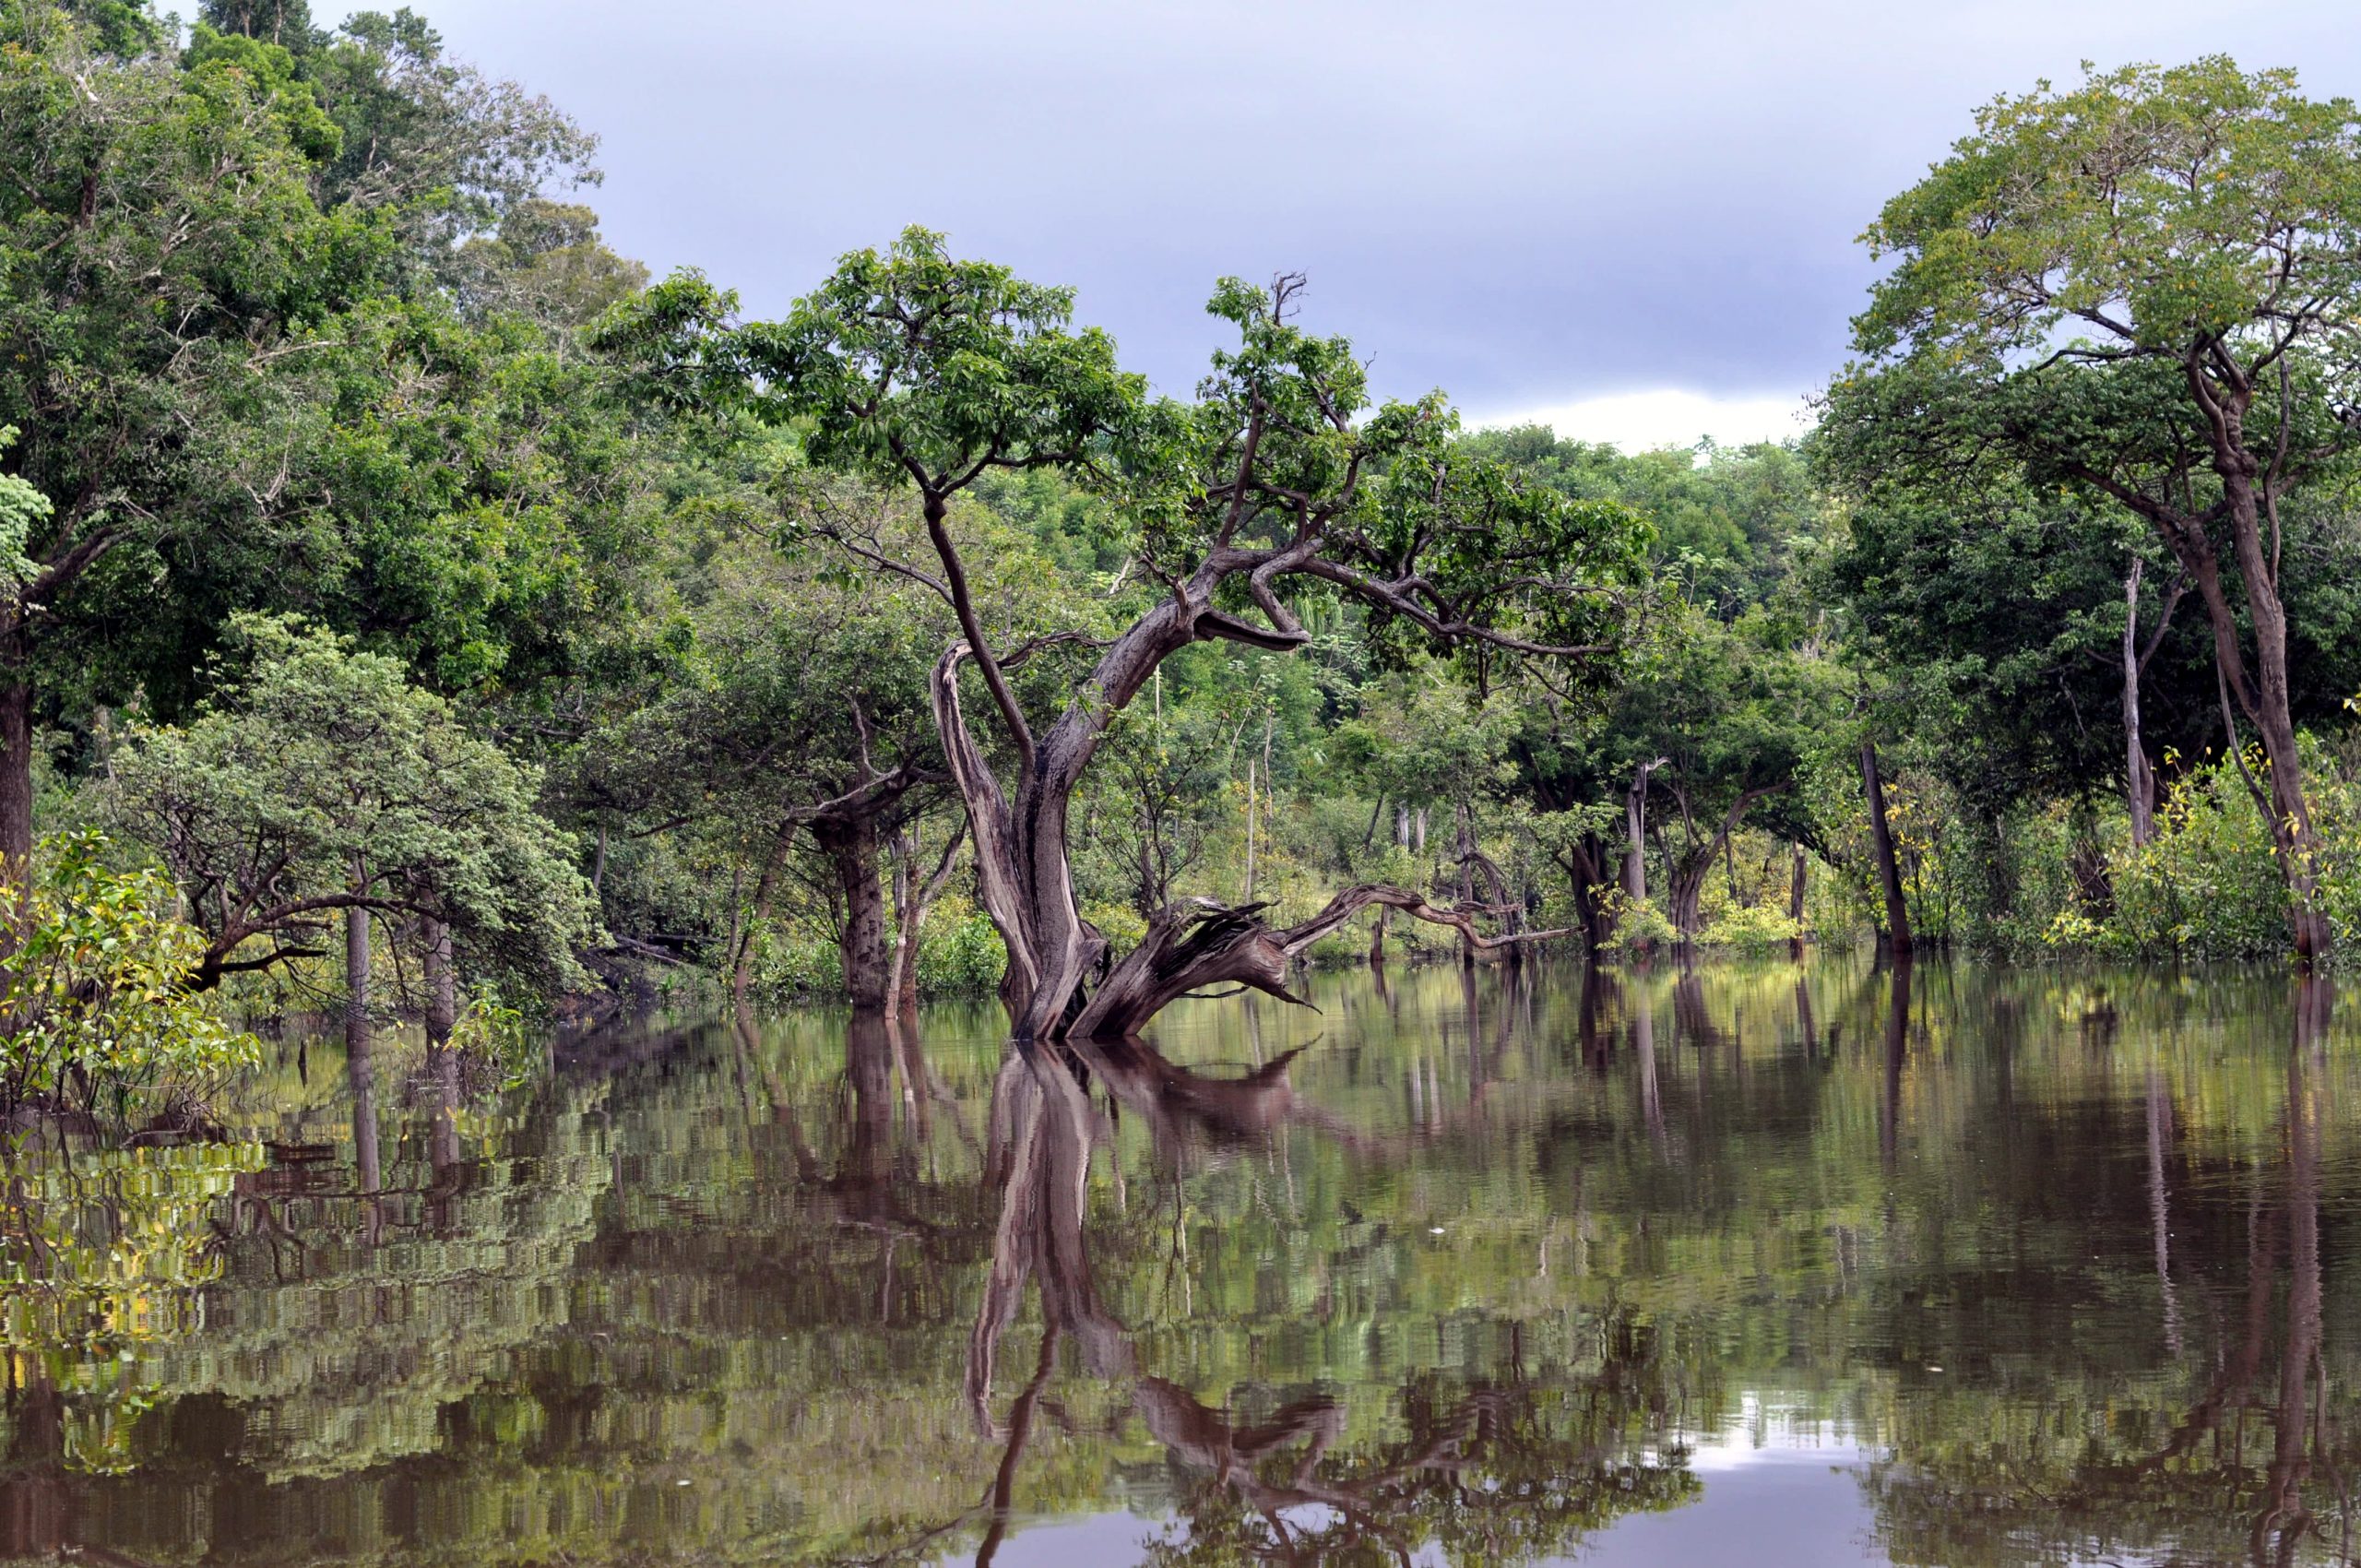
xmin=422 ymin=0 xmax=2358 ymax=449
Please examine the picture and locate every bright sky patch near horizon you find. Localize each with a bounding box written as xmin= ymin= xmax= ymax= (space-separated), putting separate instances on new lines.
xmin=421 ymin=0 xmax=2356 ymax=453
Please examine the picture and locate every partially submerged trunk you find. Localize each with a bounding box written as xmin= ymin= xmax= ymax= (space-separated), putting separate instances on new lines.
xmin=345 ymin=857 xmax=372 ymax=1062
xmin=814 ymin=814 xmax=891 ymax=1012
xmin=730 ymin=822 xmax=797 ymax=1005
xmin=1788 ymin=840 xmax=1809 ymax=956
xmin=1555 ymin=831 xmax=1616 ymax=954
xmin=1860 ymin=741 xmax=1912 ymax=957
xmin=1662 ymin=784 xmax=1779 ymax=942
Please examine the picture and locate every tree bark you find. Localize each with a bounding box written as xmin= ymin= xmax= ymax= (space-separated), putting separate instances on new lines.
xmin=886 ymin=817 xmax=964 ymax=1013
xmin=0 ymin=675 xmax=30 ymax=903
xmin=1071 ymin=884 xmax=1575 ymax=1040
xmin=1788 ymin=840 xmax=1809 ymax=957
xmin=1623 ymin=758 xmax=1667 ymax=914
xmin=1860 ymin=740 xmax=1912 ymax=956
xmin=421 ymin=914 xmax=457 ymax=1050
xmin=814 ymin=814 xmax=890 ymax=1011
xmin=2123 ymin=561 xmax=2158 ymax=847
xmin=2165 ymin=401 xmax=2329 ymax=958
xmin=345 ymin=857 xmax=372 ymax=1059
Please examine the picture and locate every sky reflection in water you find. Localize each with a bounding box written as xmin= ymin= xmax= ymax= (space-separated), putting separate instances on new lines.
xmin=0 ymin=957 xmax=2349 ymax=1566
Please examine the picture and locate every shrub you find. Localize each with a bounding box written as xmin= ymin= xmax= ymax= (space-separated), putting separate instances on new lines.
xmin=1697 ymin=901 xmax=1801 ymax=950
xmin=0 ymin=834 xmax=261 ymax=1137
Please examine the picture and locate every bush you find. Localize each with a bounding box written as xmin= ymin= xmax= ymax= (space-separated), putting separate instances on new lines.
xmin=914 ymin=909 xmax=1008 ymax=996
xmin=0 ymin=834 xmax=261 ymax=1136
xmin=1697 ymin=901 xmax=1801 ymax=950
xmin=746 ymin=898 xmax=1010 ymax=1002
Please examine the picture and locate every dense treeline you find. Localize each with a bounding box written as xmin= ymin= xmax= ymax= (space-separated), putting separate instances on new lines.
xmin=3 ymin=3 xmax=2360 ymax=1110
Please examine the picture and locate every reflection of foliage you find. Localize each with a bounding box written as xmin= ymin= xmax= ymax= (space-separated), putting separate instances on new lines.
xmin=0 ymin=832 xmax=261 ymax=1133
xmin=1 ymin=1143 xmax=262 ymax=1475
xmin=4 ymin=962 xmax=2357 ymax=1566
xmin=1138 ymin=1372 xmax=1699 ymax=1568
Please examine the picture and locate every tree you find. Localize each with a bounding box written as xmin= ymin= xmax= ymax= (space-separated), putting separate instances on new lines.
xmin=102 ymin=615 xmax=599 ymax=999
xmin=0 ymin=2 xmax=361 ymax=881
xmin=626 ymin=230 xmax=1651 ymax=1039
xmin=0 ymin=832 xmax=260 ymax=1134
xmin=1828 ymin=58 xmax=2361 ymax=959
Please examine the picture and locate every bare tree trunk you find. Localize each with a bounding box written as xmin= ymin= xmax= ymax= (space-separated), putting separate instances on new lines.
xmin=421 ymin=914 xmax=457 ymax=1050
xmin=814 ymin=815 xmax=890 ymax=1011
xmin=1788 ymin=841 xmax=1808 ymax=957
xmin=1623 ymin=757 xmax=1666 ymax=910
xmin=1367 ymin=905 xmax=1388 ymax=966
xmin=2124 ymin=561 xmax=2158 ymax=847
xmin=1395 ymin=803 xmax=1410 ymax=849
xmin=0 ymin=672 xmax=30 ymax=905
xmin=1860 ymin=741 xmax=1912 ymax=957
xmin=345 ymin=857 xmax=371 ymax=1061
xmin=345 ymin=859 xmax=382 ymax=1246
xmin=1414 ymin=806 xmax=1428 ymax=854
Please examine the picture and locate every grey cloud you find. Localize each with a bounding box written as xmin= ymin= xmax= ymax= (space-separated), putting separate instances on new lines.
xmin=421 ymin=0 xmax=2361 ymax=409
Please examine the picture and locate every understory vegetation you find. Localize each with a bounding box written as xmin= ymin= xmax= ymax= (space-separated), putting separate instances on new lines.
xmin=2 ymin=1 xmax=2360 ymax=1125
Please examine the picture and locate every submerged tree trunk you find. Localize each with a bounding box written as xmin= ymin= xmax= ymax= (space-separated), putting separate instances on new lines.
xmin=1860 ymin=741 xmax=1912 ymax=957
xmin=1788 ymin=841 xmax=1809 ymax=956
xmin=730 ymin=822 xmax=797 ymax=1006
xmin=814 ymin=814 xmax=891 ymax=1011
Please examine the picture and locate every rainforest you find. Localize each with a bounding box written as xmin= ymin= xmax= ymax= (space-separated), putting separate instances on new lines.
xmin=4 ymin=2 xmax=2361 ymax=1564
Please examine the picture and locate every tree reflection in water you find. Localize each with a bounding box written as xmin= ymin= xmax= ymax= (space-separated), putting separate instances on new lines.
xmin=1860 ymin=977 xmax=2347 ymax=1568
xmin=5 ymin=962 xmax=2360 ymax=1566
xmin=954 ymin=1036 xmax=1698 ymax=1567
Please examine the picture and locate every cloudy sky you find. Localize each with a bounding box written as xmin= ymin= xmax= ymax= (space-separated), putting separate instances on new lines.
xmin=424 ymin=0 xmax=2358 ymax=449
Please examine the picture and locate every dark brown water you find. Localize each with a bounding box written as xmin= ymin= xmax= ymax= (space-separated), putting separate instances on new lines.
xmin=2 ymin=958 xmax=2353 ymax=1566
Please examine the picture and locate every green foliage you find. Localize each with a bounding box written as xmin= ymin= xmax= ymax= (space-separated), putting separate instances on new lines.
xmin=1696 ymin=898 xmax=1801 ymax=950
xmin=102 ymin=614 xmax=599 ymax=993
xmin=749 ymin=902 xmax=1007 ymax=1001
xmin=0 ymin=833 xmax=261 ymax=1132
xmin=1854 ymin=59 xmax=2361 ymax=365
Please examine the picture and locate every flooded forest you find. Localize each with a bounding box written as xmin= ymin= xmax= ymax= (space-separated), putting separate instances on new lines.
xmin=6 ymin=1 xmax=2361 ymax=1563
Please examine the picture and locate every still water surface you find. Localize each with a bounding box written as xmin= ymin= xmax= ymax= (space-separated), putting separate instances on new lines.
xmin=2 ymin=957 xmax=2353 ymax=1565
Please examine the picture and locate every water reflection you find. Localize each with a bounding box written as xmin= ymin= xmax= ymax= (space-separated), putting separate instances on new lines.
xmin=955 ymin=1039 xmax=1698 ymax=1565
xmin=0 ymin=961 xmax=2355 ymax=1565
